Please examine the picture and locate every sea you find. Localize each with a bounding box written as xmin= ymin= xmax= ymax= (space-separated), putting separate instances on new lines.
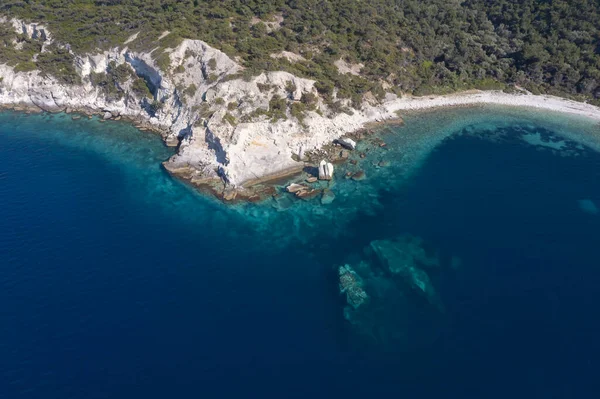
xmin=1 ymin=106 xmax=599 ymax=398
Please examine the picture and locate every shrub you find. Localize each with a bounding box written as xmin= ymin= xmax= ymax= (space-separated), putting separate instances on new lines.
xmin=132 ymin=78 xmax=153 ymax=99
xmin=223 ymin=112 xmax=236 ymax=125
xmin=183 ymin=83 xmax=197 ymax=97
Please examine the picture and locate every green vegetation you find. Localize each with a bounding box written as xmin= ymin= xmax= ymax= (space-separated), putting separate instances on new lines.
xmin=183 ymin=83 xmax=197 ymax=98
xmin=36 ymin=45 xmax=81 ymax=84
xmin=267 ymin=94 xmax=287 ymax=121
xmin=223 ymin=112 xmax=236 ymax=125
xmin=207 ymin=58 xmax=217 ymax=70
xmin=1 ymin=0 xmax=600 ymax=103
xmin=131 ymin=77 xmax=153 ymax=99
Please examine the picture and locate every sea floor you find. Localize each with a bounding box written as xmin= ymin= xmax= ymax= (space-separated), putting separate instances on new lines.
xmin=1 ymin=106 xmax=600 ymax=398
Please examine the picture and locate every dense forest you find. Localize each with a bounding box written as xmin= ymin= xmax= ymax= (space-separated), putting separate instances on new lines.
xmin=1 ymin=0 xmax=600 ymax=105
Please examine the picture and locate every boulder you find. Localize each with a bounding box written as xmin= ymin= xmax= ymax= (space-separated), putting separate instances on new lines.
xmin=103 ymin=111 xmax=112 ymax=120
xmin=306 ymin=176 xmax=318 ymax=183
xmin=286 ymin=183 xmax=307 ymax=193
xmin=296 ymin=188 xmax=321 ymax=200
xmin=318 ymin=160 xmax=334 ymax=180
xmin=336 ymin=137 xmax=357 ymax=150
xmin=222 ymin=188 xmax=237 ymax=201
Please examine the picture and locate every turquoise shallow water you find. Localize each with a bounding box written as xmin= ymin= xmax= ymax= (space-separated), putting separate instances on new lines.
xmin=1 ymin=107 xmax=600 ymax=398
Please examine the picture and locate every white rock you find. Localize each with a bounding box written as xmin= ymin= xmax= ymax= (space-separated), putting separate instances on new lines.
xmin=318 ymin=160 xmax=334 ymax=180
xmin=286 ymin=183 xmax=306 ymax=193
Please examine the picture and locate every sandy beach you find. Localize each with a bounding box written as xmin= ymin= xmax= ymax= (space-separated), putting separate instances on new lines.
xmin=384 ymin=90 xmax=600 ymax=122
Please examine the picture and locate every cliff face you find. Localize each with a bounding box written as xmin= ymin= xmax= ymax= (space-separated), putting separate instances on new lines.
xmin=0 ymin=17 xmax=399 ymax=191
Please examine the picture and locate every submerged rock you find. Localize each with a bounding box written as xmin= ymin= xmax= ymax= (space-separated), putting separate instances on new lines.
xmin=306 ymin=176 xmax=318 ymax=183
xmin=351 ymin=170 xmax=366 ymax=181
xmin=368 ymin=235 xmax=443 ymax=311
xmin=321 ymin=188 xmax=336 ymax=205
xmin=272 ymin=193 xmax=294 ymax=210
xmin=339 ymin=265 xmax=368 ymax=309
xmin=296 ymin=188 xmax=321 ymax=200
xmin=370 ymin=235 xmax=440 ymax=270
xmin=578 ymin=199 xmax=598 ymax=215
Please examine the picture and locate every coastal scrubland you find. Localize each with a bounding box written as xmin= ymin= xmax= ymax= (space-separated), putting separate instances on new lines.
xmin=1 ymin=0 xmax=599 ymax=105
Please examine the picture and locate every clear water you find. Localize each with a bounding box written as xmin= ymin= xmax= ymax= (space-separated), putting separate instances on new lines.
xmin=1 ymin=107 xmax=600 ymax=398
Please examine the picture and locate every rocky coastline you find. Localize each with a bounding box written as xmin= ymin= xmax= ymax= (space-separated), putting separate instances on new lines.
xmin=3 ymin=16 xmax=600 ymax=204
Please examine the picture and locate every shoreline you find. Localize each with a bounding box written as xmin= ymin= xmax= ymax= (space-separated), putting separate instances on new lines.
xmin=226 ymin=90 xmax=600 ymax=198
xmin=3 ymin=90 xmax=600 ymax=203
xmin=384 ymin=90 xmax=600 ymax=122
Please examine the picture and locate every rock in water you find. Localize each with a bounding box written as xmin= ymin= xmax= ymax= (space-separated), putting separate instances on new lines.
xmin=318 ymin=160 xmax=334 ymax=180
xmin=336 ymin=137 xmax=357 ymax=150
xmin=296 ymin=188 xmax=321 ymax=201
xmin=286 ymin=183 xmax=307 ymax=193
xmin=339 ymin=265 xmax=368 ymax=309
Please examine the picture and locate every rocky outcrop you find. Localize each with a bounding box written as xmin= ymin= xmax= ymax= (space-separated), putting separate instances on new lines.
xmin=0 ymin=15 xmax=406 ymax=199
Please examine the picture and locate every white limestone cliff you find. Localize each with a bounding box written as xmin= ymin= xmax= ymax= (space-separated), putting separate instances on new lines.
xmin=0 ymin=16 xmax=402 ymax=192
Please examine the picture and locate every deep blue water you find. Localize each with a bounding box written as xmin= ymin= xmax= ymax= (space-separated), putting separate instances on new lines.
xmin=1 ymin=109 xmax=600 ymax=398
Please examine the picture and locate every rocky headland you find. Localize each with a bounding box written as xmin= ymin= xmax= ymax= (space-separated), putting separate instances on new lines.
xmin=3 ymin=16 xmax=600 ymax=203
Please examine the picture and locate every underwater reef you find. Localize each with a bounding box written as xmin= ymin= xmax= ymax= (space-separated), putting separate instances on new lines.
xmin=338 ymin=234 xmax=453 ymax=349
